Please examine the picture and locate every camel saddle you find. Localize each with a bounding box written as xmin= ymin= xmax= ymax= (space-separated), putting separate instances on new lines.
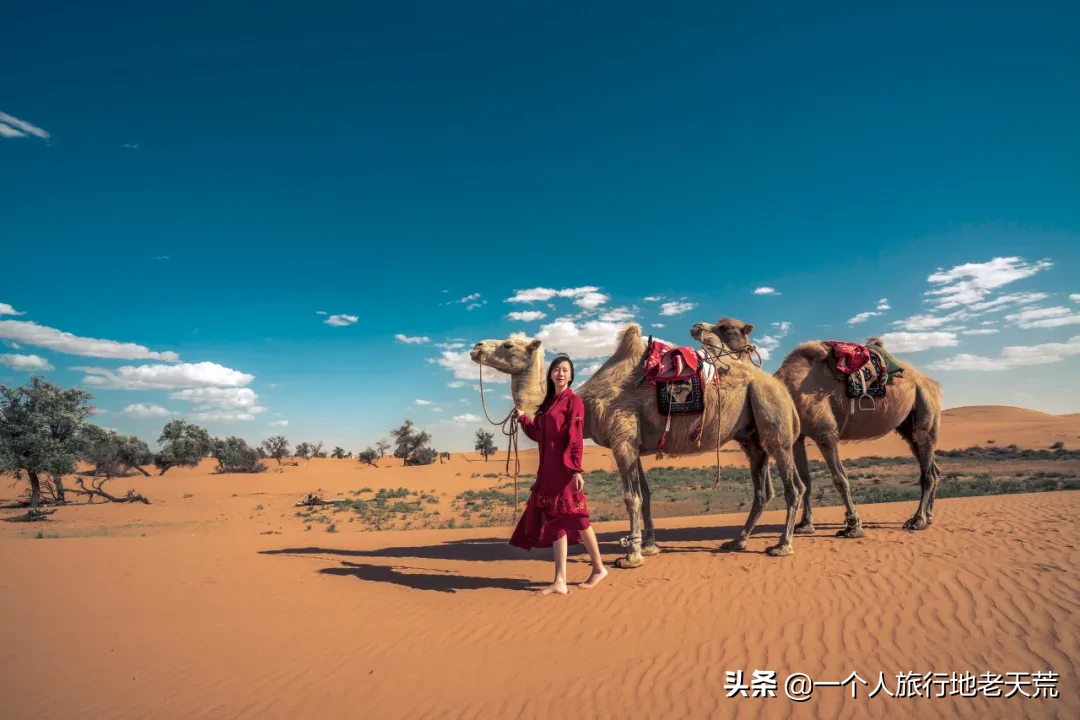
xmin=639 ymin=337 xmax=700 ymax=384
xmin=823 ymin=341 xmax=893 ymax=404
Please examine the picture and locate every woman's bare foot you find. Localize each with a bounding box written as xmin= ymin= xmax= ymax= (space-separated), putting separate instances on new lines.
xmin=579 ymin=567 xmax=608 ymax=589
xmin=535 ymin=580 xmax=568 ymax=596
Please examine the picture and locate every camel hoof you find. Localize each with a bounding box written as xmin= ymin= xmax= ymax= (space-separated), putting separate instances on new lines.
xmin=836 ymin=526 xmax=865 ymax=539
xmin=793 ymin=523 xmax=816 ymax=535
xmin=766 ymin=544 xmax=794 ymax=557
xmin=642 ymin=544 xmax=661 ymax=556
xmin=720 ymin=539 xmax=747 ymax=552
xmin=615 ymin=555 xmax=644 ymax=569
xmin=903 ymin=517 xmax=929 ymax=531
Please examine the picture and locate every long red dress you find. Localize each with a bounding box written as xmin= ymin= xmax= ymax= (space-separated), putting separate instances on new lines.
xmin=509 ymin=388 xmax=590 ymax=550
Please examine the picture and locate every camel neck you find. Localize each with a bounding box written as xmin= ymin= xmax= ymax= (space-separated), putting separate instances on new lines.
xmin=512 ymin=350 xmax=547 ymax=417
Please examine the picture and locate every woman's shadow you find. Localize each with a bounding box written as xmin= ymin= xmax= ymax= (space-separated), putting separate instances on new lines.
xmin=260 ymin=521 xmax=790 ymax=592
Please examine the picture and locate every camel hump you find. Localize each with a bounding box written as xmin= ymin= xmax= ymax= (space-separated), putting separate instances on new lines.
xmin=615 ymin=323 xmax=644 ymax=356
xmin=866 ymin=336 xmax=885 ymax=349
xmin=780 ymin=340 xmax=831 ymax=365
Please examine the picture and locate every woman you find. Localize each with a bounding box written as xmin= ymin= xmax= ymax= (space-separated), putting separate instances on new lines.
xmin=510 ymin=353 xmax=607 ymax=595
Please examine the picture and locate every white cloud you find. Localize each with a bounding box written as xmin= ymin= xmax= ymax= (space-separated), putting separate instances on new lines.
xmin=395 ymin=333 xmax=430 ymax=344
xmin=430 ymin=350 xmax=507 ymax=383
xmin=169 ymin=387 xmax=262 ymax=410
xmin=189 ymin=410 xmax=262 ymax=422
xmin=452 ymin=413 xmax=481 ymax=423
xmin=122 ymin=404 xmax=173 ymax=419
xmin=507 ymin=311 xmax=547 ymax=322
xmin=269 ymin=420 xmax=289 ymax=427
xmin=1004 ymin=306 xmax=1080 ymax=329
xmin=505 ymin=286 xmax=609 ymax=309
xmin=446 ymin=380 xmax=467 ymax=388
xmin=651 ymin=323 xmax=665 ymax=328
xmin=753 ymin=287 xmax=779 ymax=296
xmin=929 ymin=335 xmax=1080 ymax=372
xmin=659 ymin=301 xmax=696 ymax=317
xmin=0 ymin=320 xmax=179 ymax=361
xmin=847 ymin=311 xmax=882 ymax=325
xmin=460 ymin=293 xmax=481 ymax=303
xmin=643 ymin=296 xmax=664 ymax=302
xmin=1071 ymin=294 xmax=1080 ymax=303
xmin=925 ymin=257 xmax=1053 ymax=310
xmin=0 ymin=303 xmax=25 ymax=317
xmin=0 ymin=112 xmax=50 ymax=140
xmin=771 ymin=321 xmax=792 ymax=337
xmin=432 ymin=407 xmax=443 ymax=413
xmin=466 ymin=302 xmax=485 ymax=311
xmin=968 ymin=291 xmax=1048 ymax=313
xmin=753 ymin=335 xmax=782 ymax=361
xmin=78 ymin=362 xmax=254 ymax=390
xmin=315 ymin=311 xmax=328 ymax=315
xmin=876 ymin=331 xmax=959 ymax=353
xmin=435 ymin=342 xmax=466 ymax=350
xmin=891 ymin=310 xmax=969 ymax=332
xmin=876 ymin=298 xmax=891 ymax=311
xmin=0 ymin=353 xmax=53 ymax=371
xmin=324 ymin=314 xmax=358 ymax=326
xmin=579 ymin=362 xmax=603 ymax=375
xmin=535 ymin=320 xmax=625 ymax=359
xmin=961 ymin=328 xmax=1000 ymax=335
xmin=599 ymin=306 xmax=635 ymax=322
xmin=123 ymin=143 xmax=139 ymax=150
xmin=414 ymin=399 xmax=434 ymax=406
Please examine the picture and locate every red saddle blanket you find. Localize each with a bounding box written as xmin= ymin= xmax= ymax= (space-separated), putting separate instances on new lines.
xmin=823 ymin=341 xmax=871 ymax=375
xmin=641 ymin=340 xmax=700 ymax=384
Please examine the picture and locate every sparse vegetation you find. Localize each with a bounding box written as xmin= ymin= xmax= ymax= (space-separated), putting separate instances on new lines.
xmin=154 ymin=419 xmax=214 ymax=475
xmin=261 ymin=435 xmax=290 ymax=464
xmin=211 ymin=437 xmax=266 ymax=474
xmin=391 ymin=420 xmax=436 ymax=466
xmin=474 ymin=429 xmax=496 ymax=461
xmin=358 ymin=448 xmax=379 ymax=467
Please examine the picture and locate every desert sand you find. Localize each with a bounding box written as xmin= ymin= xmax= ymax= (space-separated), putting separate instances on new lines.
xmin=2 ymin=405 xmax=1078 ymax=719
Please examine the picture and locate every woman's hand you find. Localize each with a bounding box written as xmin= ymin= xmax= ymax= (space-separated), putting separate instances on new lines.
xmin=573 ymin=473 xmax=584 ymax=492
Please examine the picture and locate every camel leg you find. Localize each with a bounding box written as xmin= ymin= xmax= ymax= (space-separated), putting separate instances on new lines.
xmin=638 ymin=458 xmax=660 ymax=556
xmin=927 ymin=460 xmax=942 ymax=524
xmin=818 ymin=440 xmax=865 ymax=538
xmin=612 ymin=444 xmax=646 ymax=569
xmin=765 ymin=444 xmax=804 ymax=556
xmin=899 ymin=389 xmax=940 ymax=531
xmin=793 ymin=436 xmax=815 ymax=534
xmin=720 ymin=442 xmax=770 ymax=552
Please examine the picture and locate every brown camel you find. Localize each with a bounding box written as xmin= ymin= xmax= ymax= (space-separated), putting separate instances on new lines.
xmin=690 ymin=317 xmax=944 ymax=534
xmin=470 ymin=324 xmax=804 ymax=567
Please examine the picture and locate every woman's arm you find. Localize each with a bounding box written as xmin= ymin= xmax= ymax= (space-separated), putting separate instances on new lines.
xmin=516 ymin=409 xmax=540 ymax=442
xmin=563 ymin=394 xmax=585 ymax=475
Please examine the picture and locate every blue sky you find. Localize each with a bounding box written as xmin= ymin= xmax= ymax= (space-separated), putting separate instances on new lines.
xmin=2 ymin=2 xmax=1078 ymax=453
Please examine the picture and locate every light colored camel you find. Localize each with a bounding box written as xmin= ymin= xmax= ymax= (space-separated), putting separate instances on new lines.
xmin=690 ymin=317 xmax=944 ymax=534
xmin=470 ymin=324 xmax=804 ymax=567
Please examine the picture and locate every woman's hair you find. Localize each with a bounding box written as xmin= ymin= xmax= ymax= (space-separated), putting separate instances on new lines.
xmin=539 ymin=354 xmax=574 ymax=412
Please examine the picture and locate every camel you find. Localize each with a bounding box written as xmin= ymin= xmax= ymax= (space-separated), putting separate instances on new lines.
xmin=689 ymin=317 xmax=943 ymax=535
xmin=470 ymin=324 xmax=804 ymax=567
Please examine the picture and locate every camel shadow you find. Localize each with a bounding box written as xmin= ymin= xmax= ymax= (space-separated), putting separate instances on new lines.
xmin=319 ymin=561 xmax=541 ymax=593
xmin=260 ymin=522 xmax=791 ymax=565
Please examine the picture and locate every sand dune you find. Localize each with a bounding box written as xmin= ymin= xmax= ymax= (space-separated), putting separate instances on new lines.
xmin=3 ymin=493 xmax=1077 ymax=719
xmin=2 ymin=404 xmax=1078 ymax=718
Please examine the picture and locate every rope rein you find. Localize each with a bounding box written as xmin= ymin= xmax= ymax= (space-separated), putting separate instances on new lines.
xmin=477 ymin=354 xmax=521 ymax=520
xmin=697 ymin=340 xmax=763 ymax=488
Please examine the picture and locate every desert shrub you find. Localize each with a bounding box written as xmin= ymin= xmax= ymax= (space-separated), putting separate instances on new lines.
xmin=211 ymin=437 xmax=266 ymax=474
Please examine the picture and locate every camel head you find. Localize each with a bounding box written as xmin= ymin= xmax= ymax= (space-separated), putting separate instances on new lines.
xmin=689 ymin=317 xmax=755 ymax=354
xmin=470 ymin=336 xmax=543 ymax=376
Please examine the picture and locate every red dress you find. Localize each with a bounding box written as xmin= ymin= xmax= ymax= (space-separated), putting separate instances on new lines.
xmin=509 ymin=388 xmax=590 ymax=550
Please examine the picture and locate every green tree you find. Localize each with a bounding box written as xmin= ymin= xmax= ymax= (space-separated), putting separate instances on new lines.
xmin=474 ymin=428 xmax=497 ymax=461
xmin=331 ymin=446 xmax=347 ymax=459
xmin=154 ymin=419 xmax=213 ymax=475
xmin=295 ymin=442 xmax=312 ymax=460
xmin=375 ymin=440 xmax=390 ymax=459
xmin=81 ymin=425 xmax=153 ymax=477
xmin=358 ymin=447 xmax=379 ymax=467
xmin=261 ymin=435 xmax=290 ymax=464
xmin=211 ymin=436 xmax=266 ymax=474
xmin=390 ymin=420 xmax=433 ymax=466
xmin=0 ymin=377 xmax=94 ymax=508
